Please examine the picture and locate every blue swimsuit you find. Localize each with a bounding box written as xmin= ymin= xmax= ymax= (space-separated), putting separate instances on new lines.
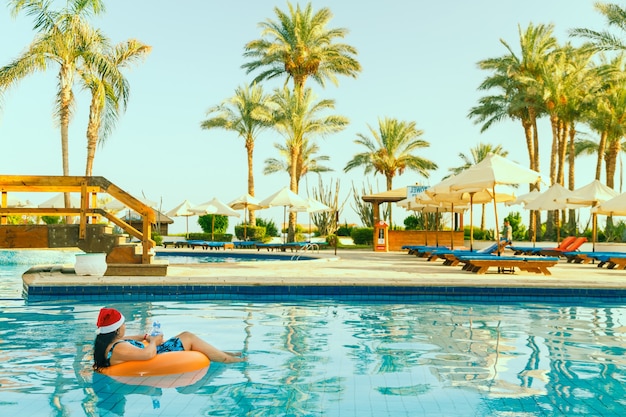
xmin=106 ymin=337 xmax=184 ymax=366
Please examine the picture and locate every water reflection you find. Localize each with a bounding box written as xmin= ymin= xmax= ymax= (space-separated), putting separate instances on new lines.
xmin=0 ymin=301 xmax=625 ymax=416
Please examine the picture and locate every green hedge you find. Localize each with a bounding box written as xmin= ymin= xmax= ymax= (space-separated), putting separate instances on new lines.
xmin=234 ymin=225 xmax=266 ymax=241
xmin=351 ymin=227 xmax=373 ymax=245
xmin=187 ymin=233 xmax=232 ymax=242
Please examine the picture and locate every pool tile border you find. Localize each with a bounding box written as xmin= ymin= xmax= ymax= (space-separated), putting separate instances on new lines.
xmin=24 ymin=283 xmax=626 ymax=303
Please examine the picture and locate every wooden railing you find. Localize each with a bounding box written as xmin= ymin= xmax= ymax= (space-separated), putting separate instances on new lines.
xmin=0 ymin=175 xmax=155 ymax=263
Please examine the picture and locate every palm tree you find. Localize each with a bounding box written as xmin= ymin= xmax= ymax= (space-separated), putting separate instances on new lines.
xmin=448 ymin=143 xmax=508 ymax=230
xmin=1 ymin=0 xmax=105 ymax=175
xmin=580 ymin=55 xmax=626 ymax=188
xmin=82 ymin=39 xmax=152 ymax=176
xmin=344 ymin=117 xmax=437 ymax=225
xmin=571 ymin=2 xmax=626 ymax=52
xmin=470 ymin=23 xmax=558 ymax=240
xmin=263 ymin=139 xmax=333 ymax=181
xmin=200 ymin=84 xmax=274 ymax=226
xmin=0 ymin=0 xmax=106 ymax=212
xmin=242 ymin=2 xmax=361 ymax=94
xmin=272 ymin=87 xmax=348 ymax=241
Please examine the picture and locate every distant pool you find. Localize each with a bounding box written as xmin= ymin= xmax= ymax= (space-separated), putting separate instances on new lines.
xmin=155 ymin=250 xmax=316 ymax=264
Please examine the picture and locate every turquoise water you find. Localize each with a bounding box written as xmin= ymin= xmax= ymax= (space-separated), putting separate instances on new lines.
xmin=154 ymin=251 xmax=314 ymax=264
xmin=2 ymin=251 xmax=626 ymax=416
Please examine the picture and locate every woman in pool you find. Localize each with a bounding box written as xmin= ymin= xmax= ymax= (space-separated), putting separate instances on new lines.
xmin=93 ymin=307 xmax=244 ymax=371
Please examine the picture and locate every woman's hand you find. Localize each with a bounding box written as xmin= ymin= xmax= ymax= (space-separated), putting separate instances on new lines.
xmin=147 ymin=334 xmax=164 ymax=345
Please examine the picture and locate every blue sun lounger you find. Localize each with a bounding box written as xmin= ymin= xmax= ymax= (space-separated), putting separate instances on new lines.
xmin=427 ymin=243 xmax=499 ymax=265
xmin=455 ymin=254 xmax=560 ymax=275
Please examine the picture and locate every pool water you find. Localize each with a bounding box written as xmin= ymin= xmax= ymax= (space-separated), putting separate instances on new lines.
xmin=1 ymin=252 xmax=626 ymax=416
xmin=154 ymin=251 xmax=313 ymax=264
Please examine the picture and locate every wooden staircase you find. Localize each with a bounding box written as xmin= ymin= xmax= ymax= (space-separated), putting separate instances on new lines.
xmin=0 ymin=175 xmax=168 ymax=276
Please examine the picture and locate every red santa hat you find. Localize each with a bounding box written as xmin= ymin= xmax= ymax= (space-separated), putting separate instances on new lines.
xmin=96 ymin=308 xmax=125 ymax=334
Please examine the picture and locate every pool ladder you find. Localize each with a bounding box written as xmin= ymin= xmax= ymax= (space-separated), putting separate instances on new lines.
xmin=291 ymin=242 xmax=319 ymax=260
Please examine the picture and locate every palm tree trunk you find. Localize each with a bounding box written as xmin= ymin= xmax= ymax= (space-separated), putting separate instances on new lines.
xmin=606 ymin=138 xmax=620 ymax=189
xmin=60 ymin=66 xmax=74 ymax=223
xmin=386 ymin=175 xmax=393 ymax=227
xmin=288 ymin=146 xmax=300 ymax=242
xmin=596 ymin=130 xmax=608 ymax=181
xmin=568 ymin=124 xmax=576 ymax=230
xmin=246 ymin=136 xmax=256 ymax=226
xmin=85 ymin=94 xmax=101 ymax=176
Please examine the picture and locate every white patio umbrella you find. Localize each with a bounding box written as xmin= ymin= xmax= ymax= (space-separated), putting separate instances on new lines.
xmin=567 ymin=180 xmax=619 ymax=251
xmin=228 ymin=193 xmax=266 ymax=240
xmin=165 ymin=199 xmax=196 ymax=239
xmin=443 ymin=154 xmax=541 ymax=251
xmin=594 ymin=192 xmax=626 ymax=216
xmin=4 ymin=196 xmax=34 ymax=207
xmin=505 ymin=190 xmax=541 ymax=207
xmin=259 ymin=186 xmax=309 ymax=243
xmin=38 ymin=193 xmax=81 ymax=208
xmin=288 ymin=197 xmax=332 ymax=239
xmin=524 ymin=183 xmax=586 ymax=243
xmin=191 ymin=197 xmax=240 ymax=240
xmin=426 ymin=173 xmax=516 ymax=250
xmin=408 ymin=192 xmax=470 ymax=247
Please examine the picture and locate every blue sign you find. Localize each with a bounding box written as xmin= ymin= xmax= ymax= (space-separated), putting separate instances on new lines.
xmin=407 ymin=185 xmax=428 ymax=198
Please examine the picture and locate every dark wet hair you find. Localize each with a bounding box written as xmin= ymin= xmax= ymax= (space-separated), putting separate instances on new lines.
xmin=93 ymin=330 xmax=119 ymax=371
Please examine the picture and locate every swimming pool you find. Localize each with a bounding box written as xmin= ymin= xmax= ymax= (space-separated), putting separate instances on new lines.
xmin=154 ymin=250 xmax=317 ymax=264
xmin=1 ymin=299 xmax=626 ymax=416
xmin=2 ymin=252 xmax=626 ymax=416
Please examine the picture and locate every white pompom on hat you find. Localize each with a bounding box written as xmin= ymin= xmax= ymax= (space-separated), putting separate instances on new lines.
xmin=96 ymin=307 xmax=125 ymax=334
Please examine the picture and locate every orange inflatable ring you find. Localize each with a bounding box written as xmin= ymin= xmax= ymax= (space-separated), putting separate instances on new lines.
xmin=100 ymin=351 xmax=210 ymax=377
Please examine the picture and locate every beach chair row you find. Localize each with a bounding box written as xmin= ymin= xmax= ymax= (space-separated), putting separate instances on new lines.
xmin=563 ymin=251 xmax=626 ymax=269
xmin=255 ymin=242 xmax=328 ymax=252
xmin=403 ymin=244 xmax=561 ymax=275
xmin=163 ymin=240 xmax=234 ymax=250
xmin=509 ymin=236 xmax=587 ymax=257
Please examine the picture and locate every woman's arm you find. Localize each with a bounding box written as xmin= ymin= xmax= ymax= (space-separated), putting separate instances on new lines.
xmin=108 ymin=335 xmax=164 ymax=365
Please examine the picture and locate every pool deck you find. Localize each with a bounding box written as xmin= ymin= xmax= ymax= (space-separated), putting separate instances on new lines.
xmin=22 ymin=247 xmax=626 ymax=301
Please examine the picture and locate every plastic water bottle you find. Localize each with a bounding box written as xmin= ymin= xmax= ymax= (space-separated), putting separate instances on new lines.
xmin=150 ymin=321 xmax=162 ymax=336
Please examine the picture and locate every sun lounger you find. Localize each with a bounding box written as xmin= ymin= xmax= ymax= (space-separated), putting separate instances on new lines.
xmin=183 ymin=240 xmax=234 ymax=250
xmin=562 ymin=251 xmax=625 ymax=264
xmin=403 ymin=245 xmax=450 ymax=257
xmin=455 ymin=254 xmax=560 ymax=275
xmin=538 ymin=237 xmax=587 ymax=257
xmin=233 ymin=241 xmax=258 ymax=249
xmin=427 ymin=243 xmax=499 ymax=265
xmin=510 ymin=236 xmax=577 ymax=256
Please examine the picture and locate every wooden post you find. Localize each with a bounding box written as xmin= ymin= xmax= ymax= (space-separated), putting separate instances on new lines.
xmin=142 ymin=217 xmax=152 ymax=264
xmin=1 ymin=192 xmax=7 ymax=225
xmin=79 ymin=181 xmax=87 ymax=240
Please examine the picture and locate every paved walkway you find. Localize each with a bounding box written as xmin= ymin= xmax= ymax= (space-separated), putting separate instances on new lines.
xmin=24 ymin=248 xmax=626 ymax=291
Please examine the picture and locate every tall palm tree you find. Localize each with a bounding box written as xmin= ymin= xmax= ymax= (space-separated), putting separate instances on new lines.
xmin=242 ymin=2 xmax=361 ymax=94
xmin=1 ymin=0 xmax=107 ymax=212
xmin=1 ymin=0 xmax=106 ymax=176
xmin=344 ymin=117 xmax=437 ymax=225
xmin=200 ymin=84 xmax=274 ymax=226
xmin=470 ymin=23 xmax=558 ymax=240
xmin=448 ymin=143 xmax=508 ymax=230
xmin=272 ymin=87 xmax=348 ymax=241
xmin=571 ymin=2 xmax=626 ymax=52
xmin=82 ymin=39 xmax=152 ymax=176
xmin=579 ymin=55 xmax=626 ymax=189
xmin=263 ymin=138 xmax=333 ymax=181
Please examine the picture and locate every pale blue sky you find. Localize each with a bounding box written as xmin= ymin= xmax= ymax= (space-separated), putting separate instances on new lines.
xmin=0 ymin=1 xmax=608 ymax=234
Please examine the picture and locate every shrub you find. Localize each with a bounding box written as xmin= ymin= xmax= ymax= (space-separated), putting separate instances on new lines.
xmin=197 ymin=214 xmax=228 ymax=234
xmin=256 ymin=218 xmax=279 ymax=237
xmin=187 ymin=232 xmax=233 ymax=242
xmin=336 ymin=223 xmax=353 ymax=237
xmin=234 ymin=225 xmax=266 ymax=241
xmin=42 ymin=216 xmax=62 ymax=225
xmin=351 ymin=227 xmax=373 ymax=245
